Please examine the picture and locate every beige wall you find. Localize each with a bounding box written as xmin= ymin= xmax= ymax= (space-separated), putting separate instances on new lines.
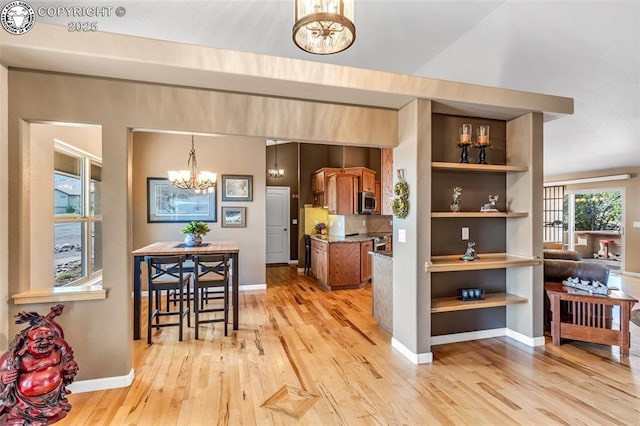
xmin=546 ymin=168 xmax=640 ymax=274
xmin=0 ymin=65 xmax=7 ymax=349
xmin=132 ymin=132 xmax=266 ymax=285
xmin=5 ymin=69 xmax=397 ymax=381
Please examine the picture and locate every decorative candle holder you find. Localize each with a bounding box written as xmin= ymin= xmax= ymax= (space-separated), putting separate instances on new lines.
xmin=474 ymin=125 xmax=490 ymax=164
xmin=458 ymin=123 xmax=473 ymax=163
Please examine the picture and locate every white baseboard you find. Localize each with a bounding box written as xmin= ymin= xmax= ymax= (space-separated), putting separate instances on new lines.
xmin=288 ymin=260 xmax=299 ymax=265
xmin=431 ymin=328 xmax=506 ymax=346
xmin=430 ymin=328 xmax=544 ymax=347
xmin=391 ymin=337 xmax=433 ymax=364
xmin=240 ymin=284 xmax=267 ymax=291
xmin=67 ymin=368 xmax=134 ymax=394
xmin=506 ymin=328 xmax=545 ymax=347
xmin=623 ymin=271 xmax=640 ymax=278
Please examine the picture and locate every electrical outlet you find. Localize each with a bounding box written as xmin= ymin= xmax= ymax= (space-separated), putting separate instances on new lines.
xmin=363 ymin=220 xmax=366 ymax=226
xmin=462 ymin=227 xmax=469 ymax=240
xmin=399 ymin=229 xmax=406 ymax=243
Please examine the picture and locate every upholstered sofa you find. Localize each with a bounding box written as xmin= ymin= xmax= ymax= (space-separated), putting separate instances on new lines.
xmin=543 ymin=249 xmax=609 ymax=284
xmin=543 ymin=249 xmax=610 ymax=333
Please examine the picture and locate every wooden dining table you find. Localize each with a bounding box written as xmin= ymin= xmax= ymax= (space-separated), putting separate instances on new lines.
xmin=131 ymin=240 xmax=240 ymax=340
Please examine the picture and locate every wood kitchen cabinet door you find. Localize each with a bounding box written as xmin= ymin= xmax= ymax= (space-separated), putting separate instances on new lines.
xmin=311 ymin=239 xmax=328 ymax=285
xmin=327 ymin=173 xmax=357 ymax=215
xmin=328 ymin=242 xmax=361 ymax=287
xmin=374 ymin=181 xmax=381 ymax=215
xmin=360 ymin=240 xmax=373 ymax=282
xmin=344 ymin=166 xmax=376 ymax=193
xmin=312 ymin=167 xmax=342 ymax=207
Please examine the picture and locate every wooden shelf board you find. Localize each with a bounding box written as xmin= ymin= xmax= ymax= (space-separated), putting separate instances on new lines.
xmin=431 ymin=292 xmax=528 ymax=313
xmin=426 ymin=253 xmax=541 ymax=272
xmin=432 ymin=162 xmax=528 ymax=173
xmin=431 ymin=212 xmax=528 ymax=218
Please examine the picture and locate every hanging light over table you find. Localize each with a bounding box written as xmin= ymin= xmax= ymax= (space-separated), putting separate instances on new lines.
xmin=268 ymin=140 xmax=285 ymax=178
xmin=293 ymin=0 xmax=355 ymax=55
xmin=168 ymin=135 xmax=216 ymax=193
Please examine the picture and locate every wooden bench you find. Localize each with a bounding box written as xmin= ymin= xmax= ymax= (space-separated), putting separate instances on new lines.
xmin=545 ymin=282 xmax=638 ymax=356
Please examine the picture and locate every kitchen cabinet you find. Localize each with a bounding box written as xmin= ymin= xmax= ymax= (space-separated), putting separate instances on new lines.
xmin=311 ymin=167 xmax=342 ymax=207
xmin=360 ymin=240 xmax=373 ymax=282
xmin=310 ymin=239 xmax=328 ymax=284
xmin=374 ymin=180 xmax=381 ymax=215
xmin=310 ymin=238 xmax=371 ymax=290
xmin=326 ymin=173 xmax=358 ymax=215
xmin=344 ymin=166 xmax=376 ymax=193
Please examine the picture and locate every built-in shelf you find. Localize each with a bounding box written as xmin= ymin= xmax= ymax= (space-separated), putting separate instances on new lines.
xmin=425 ymin=253 xmax=541 ymax=272
xmin=432 ymin=162 xmax=528 ymax=173
xmin=431 ymin=292 xmax=528 ymax=313
xmin=431 ymin=212 xmax=528 ymax=218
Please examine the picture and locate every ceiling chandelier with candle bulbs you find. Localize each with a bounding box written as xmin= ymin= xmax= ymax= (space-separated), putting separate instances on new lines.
xmin=293 ymin=0 xmax=355 ymax=55
xmin=268 ymin=140 xmax=285 ymax=178
xmin=168 ymin=135 xmax=217 ymax=193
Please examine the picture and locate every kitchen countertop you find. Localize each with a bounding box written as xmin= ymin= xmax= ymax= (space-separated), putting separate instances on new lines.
xmin=310 ymin=234 xmax=377 ymax=243
xmin=370 ymin=250 xmax=393 ymax=259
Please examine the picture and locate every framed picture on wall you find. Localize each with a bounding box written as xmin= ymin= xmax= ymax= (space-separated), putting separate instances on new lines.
xmin=221 ymin=175 xmax=253 ymax=201
xmin=147 ymin=177 xmax=216 ymax=223
xmin=221 ymin=206 xmax=246 ymax=228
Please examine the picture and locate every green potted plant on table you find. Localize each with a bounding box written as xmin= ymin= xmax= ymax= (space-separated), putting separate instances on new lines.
xmin=181 ymin=221 xmax=210 ymax=247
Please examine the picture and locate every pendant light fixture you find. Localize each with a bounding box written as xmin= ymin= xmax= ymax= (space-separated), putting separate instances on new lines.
xmin=268 ymin=140 xmax=285 ymax=179
xmin=293 ymin=0 xmax=355 ymax=55
xmin=168 ymin=135 xmax=216 ymax=193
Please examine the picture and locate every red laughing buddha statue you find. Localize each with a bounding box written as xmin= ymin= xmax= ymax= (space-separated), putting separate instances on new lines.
xmin=0 ymin=305 xmax=78 ymax=425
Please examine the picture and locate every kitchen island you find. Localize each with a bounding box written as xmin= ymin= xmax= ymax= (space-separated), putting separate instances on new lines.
xmin=370 ymin=250 xmax=393 ymax=333
xmin=309 ymin=234 xmax=382 ymax=290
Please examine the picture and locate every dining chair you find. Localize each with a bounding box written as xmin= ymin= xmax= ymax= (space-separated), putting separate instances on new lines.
xmin=192 ymin=254 xmax=231 ymax=339
xmin=145 ymin=255 xmax=191 ymax=344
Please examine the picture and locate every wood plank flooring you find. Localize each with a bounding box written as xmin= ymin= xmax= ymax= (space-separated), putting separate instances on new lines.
xmin=59 ymin=268 xmax=640 ymax=425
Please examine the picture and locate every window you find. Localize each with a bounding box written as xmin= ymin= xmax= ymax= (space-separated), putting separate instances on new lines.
xmin=543 ymin=185 xmax=564 ymax=243
xmin=54 ymin=142 xmax=102 ymax=286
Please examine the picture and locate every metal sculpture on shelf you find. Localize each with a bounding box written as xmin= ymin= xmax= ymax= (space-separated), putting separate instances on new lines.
xmin=480 ymin=195 xmax=499 ymax=212
xmin=450 ymin=187 xmax=462 ymax=212
xmin=461 ymin=241 xmax=478 ymax=261
xmin=0 ymin=304 xmax=78 ymax=425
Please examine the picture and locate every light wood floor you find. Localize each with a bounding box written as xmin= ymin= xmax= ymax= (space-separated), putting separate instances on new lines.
xmin=59 ymin=268 xmax=640 ymax=425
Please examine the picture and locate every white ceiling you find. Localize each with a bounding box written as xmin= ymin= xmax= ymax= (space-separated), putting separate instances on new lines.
xmin=24 ymin=1 xmax=640 ymax=177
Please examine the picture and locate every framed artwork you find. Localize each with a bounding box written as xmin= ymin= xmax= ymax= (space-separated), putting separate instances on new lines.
xmin=221 ymin=206 xmax=247 ymax=228
xmin=221 ymin=175 xmax=253 ymax=201
xmin=147 ymin=177 xmax=216 ymax=223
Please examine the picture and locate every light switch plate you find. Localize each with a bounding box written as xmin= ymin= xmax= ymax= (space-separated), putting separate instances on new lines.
xmin=633 ymin=221 xmax=640 ymax=228
xmin=462 ymin=227 xmax=469 ymax=240
xmin=399 ymin=229 xmax=406 ymax=243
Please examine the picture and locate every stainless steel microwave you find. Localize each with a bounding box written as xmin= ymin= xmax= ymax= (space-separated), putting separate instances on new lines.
xmin=358 ymin=191 xmax=376 ymax=214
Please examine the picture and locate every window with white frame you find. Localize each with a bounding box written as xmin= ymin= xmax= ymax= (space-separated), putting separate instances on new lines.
xmin=54 ymin=142 xmax=102 ymax=286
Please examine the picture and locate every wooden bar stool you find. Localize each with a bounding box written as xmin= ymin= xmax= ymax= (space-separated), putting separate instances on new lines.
xmin=193 ymin=254 xmax=231 ymax=339
xmin=145 ymin=255 xmax=191 ymax=344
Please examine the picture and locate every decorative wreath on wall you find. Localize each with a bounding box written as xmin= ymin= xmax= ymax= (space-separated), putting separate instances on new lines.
xmin=392 ymin=169 xmax=409 ymax=219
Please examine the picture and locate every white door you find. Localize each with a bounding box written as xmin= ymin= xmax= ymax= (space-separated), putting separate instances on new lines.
xmin=266 ymin=186 xmax=290 ymax=264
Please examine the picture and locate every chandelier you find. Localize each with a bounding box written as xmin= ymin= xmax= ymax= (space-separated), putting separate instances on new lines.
xmin=293 ymin=0 xmax=355 ymax=55
xmin=267 ymin=140 xmax=285 ymax=178
xmin=168 ymin=135 xmax=216 ymax=193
